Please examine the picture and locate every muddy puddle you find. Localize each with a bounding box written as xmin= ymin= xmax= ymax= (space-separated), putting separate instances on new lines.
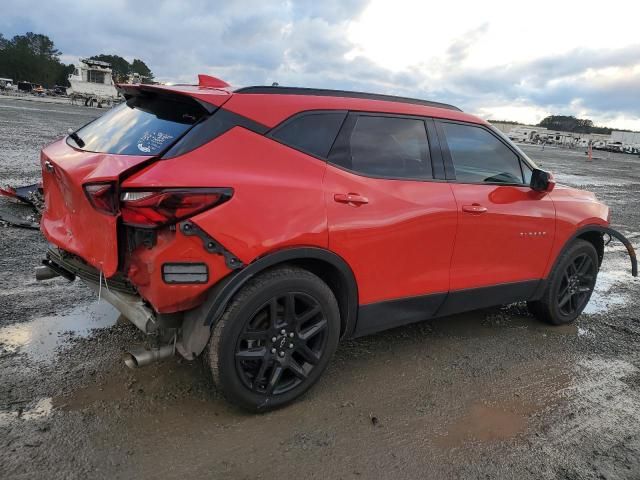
xmin=0 ymin=397 xmax=53 ymax=426
xmin=584 ymin=250 xmax=639 ymax=315
xmin=0 ymin=300 xmax=118 ymax=362
xmin=435 ymin=403 xmax=528 ymax=446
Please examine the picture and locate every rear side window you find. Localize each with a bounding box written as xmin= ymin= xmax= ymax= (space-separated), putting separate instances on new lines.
xmin=270 ymin=112 xmax=347 ymax=158
xmin=441 ymin=122 xmax=524 ymax=184
xmin=343 ymin=115 xmax=432 ymax=180
xmin=68 ymin=94 xmax=207 ymax=155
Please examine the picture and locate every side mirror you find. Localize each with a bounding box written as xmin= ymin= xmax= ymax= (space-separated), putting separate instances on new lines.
xmin=530 ymin=169 xmax=555 ymax=192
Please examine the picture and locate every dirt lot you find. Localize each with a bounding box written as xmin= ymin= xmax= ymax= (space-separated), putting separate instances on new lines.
xmin=1 ymin=95 xmax=639 ymax=479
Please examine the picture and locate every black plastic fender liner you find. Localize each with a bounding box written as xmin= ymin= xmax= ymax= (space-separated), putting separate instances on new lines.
xmin=176 ymin=247 xmax=358 ymax=359
xmin=204 ymin=247 xmax=358 ymax=326
xmin=563 ymin=225 xmax=637 ymax=277
xmin=529 ymin=225 xmax=636 ymax=302
xmin=604 ymin=227 xmax=637 ymax=277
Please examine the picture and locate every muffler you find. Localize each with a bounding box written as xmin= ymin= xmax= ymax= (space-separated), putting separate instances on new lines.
xmin=123 ymin=344 xmax=174 ymax=369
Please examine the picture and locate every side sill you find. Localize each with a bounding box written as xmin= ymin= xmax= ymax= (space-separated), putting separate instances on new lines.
xmin=352 ymin=280 xmax=542 ymax=338
xmin=353 ymin=293 xmax=447 ymax=337
xmin=435 ymin=280 xmax=540 ymax=317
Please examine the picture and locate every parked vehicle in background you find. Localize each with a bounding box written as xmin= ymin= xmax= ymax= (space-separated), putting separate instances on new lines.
xmin=17 ymin=81 xmax=34 ymax=92
xmin=0 ymin=78 xmax=15 ymax=91
xmin=35 ymin=76 xmax=638 ymax=412
xmin=52 ymin=85 xmax=68 ymax=96
xmin=67 ymin=58 xmax=119 ymax=107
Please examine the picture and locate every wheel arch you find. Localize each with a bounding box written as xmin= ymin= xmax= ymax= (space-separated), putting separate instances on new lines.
xmin=531 ymin=224 xmax=636 ymax=304
xmin=553 ymin=225 xmax=636 ymax=275
xmin=177 ymin=247 xmax=359 ymax=360
xmin=576 ymin=229 xmax=605 ymax=266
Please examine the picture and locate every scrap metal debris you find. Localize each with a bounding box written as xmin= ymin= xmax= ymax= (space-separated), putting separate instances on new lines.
xmin=0 ymin=182 xmax=43 ymax=230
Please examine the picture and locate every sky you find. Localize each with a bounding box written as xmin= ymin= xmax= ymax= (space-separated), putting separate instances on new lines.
xmin=3 ymin=0 xmax=640 ymax=130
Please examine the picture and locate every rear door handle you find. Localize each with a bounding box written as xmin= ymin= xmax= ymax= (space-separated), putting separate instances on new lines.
xmin=334 ymin=193 xmax=369 ymax=206
xmin=462 ymin=204 xmax=487 ymax=214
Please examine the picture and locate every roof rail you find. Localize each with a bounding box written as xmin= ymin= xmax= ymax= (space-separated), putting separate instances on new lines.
xmin=234 ymin=86 xmax=462 ymax=112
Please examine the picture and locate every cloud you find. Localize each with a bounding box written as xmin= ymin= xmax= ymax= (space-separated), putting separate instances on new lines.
xmin=446 ymin=23 xmax=490 ymax=64
xmin=1 ymin=0 xmax=639 ymax=129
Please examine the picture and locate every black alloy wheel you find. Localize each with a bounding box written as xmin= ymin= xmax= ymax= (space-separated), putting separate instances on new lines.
xmin=528 ymin=239 xmax=599 ymax=325
xmin=556 ymin=253 xmax=597 ymax=316
xmin=207 ymin=266 xmax=340 ymax=412
xmin=235 ymin=292 xmax=328 ymax=395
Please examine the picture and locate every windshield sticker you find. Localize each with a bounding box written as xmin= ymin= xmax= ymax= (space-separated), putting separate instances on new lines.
xmin=137 ymin=131 xmax=174 ymax=153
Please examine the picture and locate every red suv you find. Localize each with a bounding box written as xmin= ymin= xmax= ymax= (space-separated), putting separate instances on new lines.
xmin=37 ymin=76 xmax=637 ymax=411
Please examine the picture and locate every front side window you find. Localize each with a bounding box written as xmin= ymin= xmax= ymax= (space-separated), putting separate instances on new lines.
xmin=442 ymin=122 xmax=524 ymax=184
xmin=343 ymin=115 xmax=432 ymax=180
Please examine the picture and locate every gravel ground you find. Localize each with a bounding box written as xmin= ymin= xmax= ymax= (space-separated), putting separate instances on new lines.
xmin=1 ymin=95 xmax=639 ymax=479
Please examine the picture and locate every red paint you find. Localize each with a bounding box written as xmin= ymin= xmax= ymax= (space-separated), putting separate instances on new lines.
xmin=39 ymin=84 xmax=610 ymax=315
xmin=448 ymin=184 xmax=556 ymax=290
xmin=198 ymin=74 xmax=231 ymax=89
xmin=40 ymin=139 xmax=151 ymax=277
xmin=544 ymin=185 xmax=609 ymax=277
xmin=125 ymin=229 xmax=230 ymax=313
xmin=324 ymin=167 xmax=457 ymax=304
xmin=123 ymin=128 xmax=329 ymax=266
xmin=223 ymin=93 xmax=487 ymax=128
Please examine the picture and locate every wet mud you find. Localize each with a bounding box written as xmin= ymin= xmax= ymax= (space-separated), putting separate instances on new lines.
xmin=1 ymin=96 xmax=640 ymax=479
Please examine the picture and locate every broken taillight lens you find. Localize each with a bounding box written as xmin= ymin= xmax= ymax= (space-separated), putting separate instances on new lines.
xmin=119 ymin=188 xmax=231 ymax=228
xmin=83 ymin=182 xmax=118 ymax=215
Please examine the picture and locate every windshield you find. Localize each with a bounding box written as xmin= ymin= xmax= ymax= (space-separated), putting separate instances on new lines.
xmin=68 ymin=94 xmax=207 ymax=155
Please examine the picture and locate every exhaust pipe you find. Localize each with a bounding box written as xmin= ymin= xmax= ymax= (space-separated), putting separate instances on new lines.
xmin=35 ymin=260 xmax=75 ymax=282
xmin=35 ymin=265 xmax=60 ymax=281
xmin=123 ymin=344 xmax=174 ymax=369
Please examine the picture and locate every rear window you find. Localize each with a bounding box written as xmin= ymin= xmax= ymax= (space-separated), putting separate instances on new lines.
xmin=270 ymin=111 xmax=347 ymax=158
xmin=68 ymin=94 xmax=207 ymax=155
xmin=343 ymin=115 xmax=432 ymax=180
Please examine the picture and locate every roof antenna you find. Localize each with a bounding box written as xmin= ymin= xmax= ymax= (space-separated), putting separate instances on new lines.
xmin=271 ymin=82 xmax=279 ymax=87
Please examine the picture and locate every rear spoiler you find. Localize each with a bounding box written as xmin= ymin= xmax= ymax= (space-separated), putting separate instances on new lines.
xmin=116 ymin=75 xmax=232 ymax=112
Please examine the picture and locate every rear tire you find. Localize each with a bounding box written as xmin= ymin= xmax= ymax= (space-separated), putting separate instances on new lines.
xmin=528 ymin=239 xmax=599 ymax=325
xmin=207 ymin=266 xmax=340 ymax=412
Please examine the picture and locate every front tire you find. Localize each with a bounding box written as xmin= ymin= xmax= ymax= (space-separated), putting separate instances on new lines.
xmin=528 ymin=239 xmax=599 ymax=325
xmin=207 ymin=266 xmax=340 ymax=412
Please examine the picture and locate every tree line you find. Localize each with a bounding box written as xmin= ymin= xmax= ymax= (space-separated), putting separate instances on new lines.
xmin=537 ymin=115 xmax=631 ymax=134
xmin=0 ymin=32 xmax=154 ymax=87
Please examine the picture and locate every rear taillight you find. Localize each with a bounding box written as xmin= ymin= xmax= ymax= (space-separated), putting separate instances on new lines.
xmin=119 ymin=188 xmax=232 ymax=228
xmin=84 ymin=182 xmax=118 ymax=215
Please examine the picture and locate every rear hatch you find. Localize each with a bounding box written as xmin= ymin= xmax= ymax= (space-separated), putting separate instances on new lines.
xmin=41 ymin=89 xmax=216 ymax=277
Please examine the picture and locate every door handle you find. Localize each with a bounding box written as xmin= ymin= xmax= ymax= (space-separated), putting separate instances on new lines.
xmin=334 ymin=193 xmax=369 ymax=206
xmin=462 ymin=204 xmax=487 ymax=214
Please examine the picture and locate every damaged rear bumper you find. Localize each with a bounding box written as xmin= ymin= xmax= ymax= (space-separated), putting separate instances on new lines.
xmin=37 ymin=247 xmax=156 ymax=333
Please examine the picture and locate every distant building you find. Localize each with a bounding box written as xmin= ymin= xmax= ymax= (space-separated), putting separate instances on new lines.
xmin=611 ymin=131 xmax=640 ymax=145
xmin=506 ymin=126 xmax=549 ymax=143
xmin=489 ymin=122 xmax=612 ymax=146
